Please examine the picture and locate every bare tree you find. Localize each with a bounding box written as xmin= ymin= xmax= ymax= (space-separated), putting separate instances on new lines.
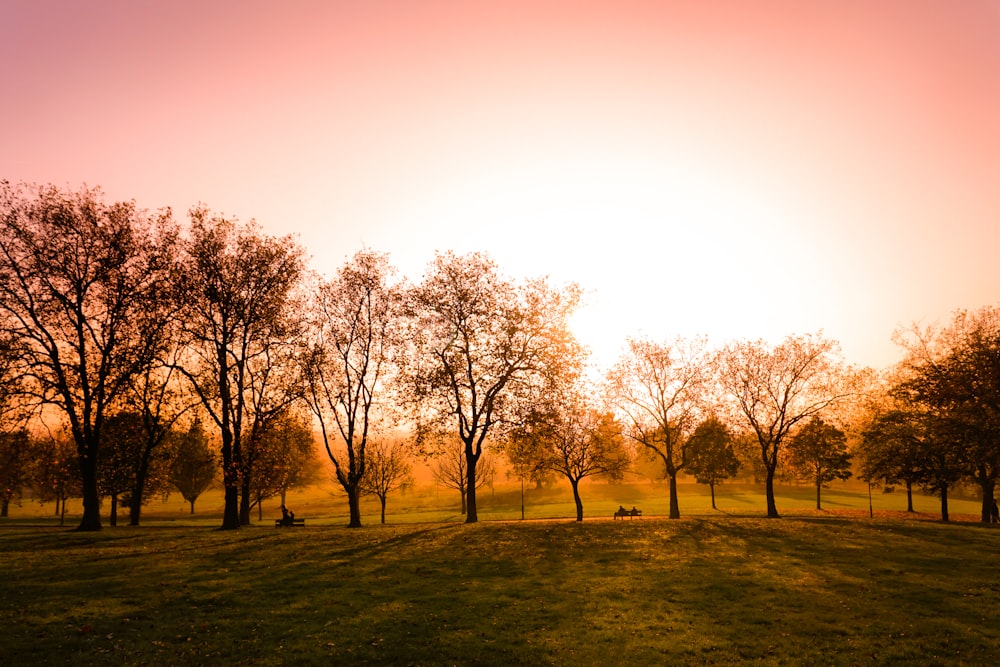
xmin=176 ymin=208 xmax=303 ymax=530
xmin=431 ymin=444 xmax=496 ymax=515
xmin=0 ymin=182 xmax=178 ymax=530
xmin=717 ymin=334 xmax=855 ymax=518
xmin=606 ymin=337 xmax=709 ymax=519
xmin=359 ymin=438 xmax=413 ymax=524
xmin=409 ymin=251 xmax=581 ymax=523
xmin=302 ymin=251 xmax=400 ymax=527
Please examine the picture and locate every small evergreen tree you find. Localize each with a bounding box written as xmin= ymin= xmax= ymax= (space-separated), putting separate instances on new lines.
xmin=787 ymin=417 xmax=852 ymax=510
xmin=686 ymin=417 xmax=740 ymax=510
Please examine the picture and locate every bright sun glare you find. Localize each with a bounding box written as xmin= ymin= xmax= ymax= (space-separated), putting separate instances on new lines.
xmin=389 ymin=155 xmax=809 ymax=370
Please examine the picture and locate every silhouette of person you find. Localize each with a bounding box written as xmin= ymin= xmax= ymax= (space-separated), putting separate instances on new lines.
xmin=280 ymin=505 xmax=291 ymax=526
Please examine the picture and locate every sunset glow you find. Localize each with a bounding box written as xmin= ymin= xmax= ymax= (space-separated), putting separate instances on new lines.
xmin=2 ymin=0 xmax=998 ymax=370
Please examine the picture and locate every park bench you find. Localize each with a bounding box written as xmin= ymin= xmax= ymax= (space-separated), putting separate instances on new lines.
xmin=274 ymin=517 xmax=305 ymax=527
xmin=613 ymin=507 xmax=642 ymax=520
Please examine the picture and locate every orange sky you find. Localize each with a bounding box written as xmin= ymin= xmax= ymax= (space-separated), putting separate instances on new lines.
xmin=2 ymin=0 xmax=999 ymax=370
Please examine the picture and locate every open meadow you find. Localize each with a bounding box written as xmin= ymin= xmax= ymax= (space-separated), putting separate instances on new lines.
xmin=3 ymin=481 xmax=1000 ymax=665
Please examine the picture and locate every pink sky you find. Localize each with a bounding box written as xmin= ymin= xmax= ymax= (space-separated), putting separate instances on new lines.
xmin=2 ymin=0 xmax=999 ymax=370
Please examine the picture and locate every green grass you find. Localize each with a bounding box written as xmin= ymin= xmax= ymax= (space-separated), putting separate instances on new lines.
xmin=3 ymin=512 xmax=1000 ymax=665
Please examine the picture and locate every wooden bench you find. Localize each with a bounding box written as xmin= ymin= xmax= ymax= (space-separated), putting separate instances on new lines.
xmin=274 ymin=518 xmax=305 ymax=527
xmin=613 ymin=508 xmax=642 ymax=520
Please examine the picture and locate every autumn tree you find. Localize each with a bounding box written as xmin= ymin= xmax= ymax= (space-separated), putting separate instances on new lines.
xmin=32 ymin=433 xmax=81 ymax=526
xmin=685 ymin=416 xmax=740 ymax=510
xmin=606 ymin=337 xmax=709 ymax=519
xmin=431 ymin=445 xmax=496 ymax=515
xmin=895 ymin=307 xmax=1000 ymax=523
xmin=409 ymin=252 xmax=581 ymax=523
xmin=858 ymin=406 xmax=927 ymax=512
xmin=176 ymin=208 xmax=304 ymax=530
xmin=534 ymin=399 xmax=630 ymax=522
xmin=246 ymin=406 xmax=317 ymax=520
xmin=170 ymin=418 xmax=216 ymax=514
xmin=0 ymin=430 xmax=31 ymax=517
xmin=786 ymin=417 xmax=851 ymax=510
xmin=302 ymin=251 xmax=400 ymax=527
xmin=0 ymin=182 xmax=179 ymax=530
xmin=717 ymin=333 xmax=855 ymax=518
xmin=359 ymin=438 xmax=413 ymax=524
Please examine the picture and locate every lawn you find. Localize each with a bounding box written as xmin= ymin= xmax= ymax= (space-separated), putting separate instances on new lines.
xmin=3 ymin=498 xmax=1000 ymax=665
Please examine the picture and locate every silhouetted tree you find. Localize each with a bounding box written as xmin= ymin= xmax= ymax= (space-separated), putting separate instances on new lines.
xmin=176 ymin=208 xmax=304 ymax=530
xmin=786 ymin=417 xmax=851 ymax=510
xmin=359 ymin=438 xmax=413 ymax=524
xmin=246 ymin=407 xmax=317 ymax=521
xmin=32 ymin=433 xmax=81 ymax=526
xmin=717 ymin=334 xmax=855 ymax=518
xmin=858 ymin=408 xmax=926 ymax=512
xmin=170 ymin=418 xmax=216 ymax=514
xmin=0 ymin=429 xmax=31 ymax=517
xmin=0 ymin=182 xmax=179 ymax=530
xmin=302 ymin=251 xmax=400 ymax=527
xmin=896 ymin=307 xmax=1000 ymax=523
xmin=431 ymin=445 xmax=496 ymax=515
xmin=536 ymin=399 xmax=630 ymax=522
xmin=410 ymin=252 xmax=582 ymax=523
xmin=607 ymin=337 xmax=709 ymax=519
xmin=685 ymin=416 xmax=740 ymax=510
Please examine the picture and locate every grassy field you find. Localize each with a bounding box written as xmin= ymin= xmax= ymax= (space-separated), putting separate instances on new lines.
xmin=2 ymin=481 xmax=1000 ymax=665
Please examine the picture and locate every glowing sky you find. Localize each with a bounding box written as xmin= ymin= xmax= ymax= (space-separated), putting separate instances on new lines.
xmin=2 ymin=0 xmax=998 ymax=370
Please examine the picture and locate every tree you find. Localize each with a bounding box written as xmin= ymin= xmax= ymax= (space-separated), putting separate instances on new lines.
xmin=0 ymin=430 xmax=31 ymax=517
xmin=858 ymin=408 xmax=927 ymax=512
xmin=302 ymin=251 xmax=400 ymax=527
xmin=0 ymin=182 xmax=179 ymax=530
xmin=31 ymin=433 xmax=81 ymax=525
xmin=606 ymin=337 xmax=708 ymax=519
xmin=169 ymin=418 xmax=216 ymax=514
xmin=895 ymin=307 xmax=1000 ymax=523
xmin=786 ymin=417 xmax=851 ymax=510
xmin=359 ymin=438 xmax=413 ymax=524
xmin=717 ymin=333 xmax=855 ymax=518
xmin=537 ymin=403 xmax=630 ymax=522
xmin=685 ymin=416 xmax=740 ymax=510
xmin=431 ymin=445 xmax=496 ymax=515
xmin=240 ymin=325 xmax=305 ymax=525
xmin=246 ymin=407 xmax=317 ymax=521
xmin=409 ymin=251 xmax=581 ymax=523
xmin=176 ymin=208 xmax=304 ymax=530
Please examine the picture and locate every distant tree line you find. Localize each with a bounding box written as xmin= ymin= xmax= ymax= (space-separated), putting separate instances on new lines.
xmin=1 ymin=182 xmax=998 ymax=529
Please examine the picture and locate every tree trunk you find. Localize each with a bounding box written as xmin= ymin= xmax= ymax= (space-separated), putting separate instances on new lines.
xmin=906 ymin=481 xmax=914 ymax=512
xmin=347 ymin=485 xmax=362 ymax=527
xmin=940 ymin=484 xmax=950 ymax=522
xmin=239 ymin=476 xmax=252 ymax=525
xmin=460 ymin=488 xmax=467 ymax=515
xmin=258 ymin=500 xmax=263 ymax=522
xmin=110 ymin=495 xmax=118 ymax=527
xmin=129 ymin=450 xmax=152 ymax=526
xmin=379 ymin=495 xmax=387 ymax=524
xmin=77 ymin=449 xmax=102 ymax=531
xmin=1 ymin=498 xmax=8 ymax=517
xmin=765 ymin=467 xmax=780 ymax=518
xmin=221 ymin=485 xmax=240 ymax=530
xmin=570 ymin=479 xmax=584 ymax=522
xmin=59 ymin=496 xmax=66 ymax=526
xmin=816 ymin=479 xmax=822 ymax=510
xmin=189 ymin=499 xmax=196 ymax=514
xmin=980 ymin=479 xmax=995 ymax=524
xmin=668 ymin=473 xmax=680 ymax=519
xmin=465 ymin=449 xmax=478 ymax=524
xmin=709 ymin=482 xmax=717 ymax=510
